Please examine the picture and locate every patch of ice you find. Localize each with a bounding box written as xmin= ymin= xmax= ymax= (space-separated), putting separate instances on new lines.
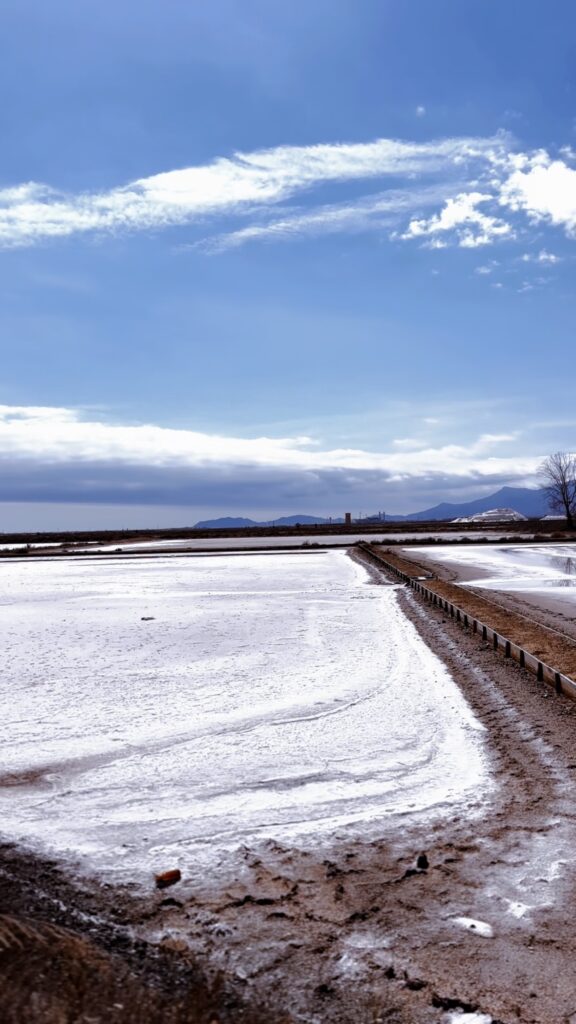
xmin=335 ymin=951 xmax=364 ymax=976
xmin=541 ymin=858 xmax=566 ymax=882
xmin=446 ymin=1013 xmax=492 ymax=1023
xmin=451 ymin=916 xmax=494 ymax=938
xmin=504 ymin=899 xmax=531 ymax=918
xmin=343 ymin=930 xmax=391 ymax=950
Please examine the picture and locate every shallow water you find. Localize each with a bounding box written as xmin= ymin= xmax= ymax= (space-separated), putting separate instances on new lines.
xmin=0 ymin=551 xmax=489 ymax=884
xmin=70 ymin=530 xmax=524 ymax=552
xmin=409 ymin=542 xmax=576 ymax=598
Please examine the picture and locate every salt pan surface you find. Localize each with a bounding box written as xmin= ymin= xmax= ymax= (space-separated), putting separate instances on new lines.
xmin=0 ymin=551 xmax=489 ymax=884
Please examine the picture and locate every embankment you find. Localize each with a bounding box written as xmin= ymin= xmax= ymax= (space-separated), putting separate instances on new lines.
xmin=360 ymin=542 xmax=576 ymax=699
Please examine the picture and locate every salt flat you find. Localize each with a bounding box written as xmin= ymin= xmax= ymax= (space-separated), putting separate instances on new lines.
xmin=0 ymin=550 xmax=489 ymax=887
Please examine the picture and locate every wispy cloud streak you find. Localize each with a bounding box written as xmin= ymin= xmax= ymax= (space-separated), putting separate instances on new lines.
xmin=1 ymin=132 xmax=575 ymax=254
xmin=0 ymin=134 xmax=505 ymax=248
xmin=200 ymin=184 xmax=461 ymax=252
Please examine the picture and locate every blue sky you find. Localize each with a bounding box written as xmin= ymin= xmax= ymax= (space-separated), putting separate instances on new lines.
xmin=1 ymin=0 xmax=575 ymax=528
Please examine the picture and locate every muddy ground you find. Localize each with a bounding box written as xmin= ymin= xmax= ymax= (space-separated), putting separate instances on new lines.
xmin=2 ymin=552 xmax=576 ymax=1023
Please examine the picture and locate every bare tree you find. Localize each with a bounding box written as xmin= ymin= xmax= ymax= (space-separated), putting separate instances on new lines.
xmin=539 ymin=451 xmax=576 ymax=525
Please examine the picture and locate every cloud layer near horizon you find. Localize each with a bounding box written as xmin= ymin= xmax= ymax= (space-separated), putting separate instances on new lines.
xmin=0 ymin=404 xmax=541 ymax=511
xmin=0 ymin=132 xmax=574 ymax=253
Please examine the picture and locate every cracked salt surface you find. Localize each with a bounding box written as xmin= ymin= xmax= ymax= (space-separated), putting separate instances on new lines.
xmin=0 ymin=550 xmax=490 ymax=885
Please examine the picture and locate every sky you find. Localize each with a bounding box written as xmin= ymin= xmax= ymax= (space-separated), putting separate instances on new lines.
xmin=1 ymin=0 xmax=575 ymax=530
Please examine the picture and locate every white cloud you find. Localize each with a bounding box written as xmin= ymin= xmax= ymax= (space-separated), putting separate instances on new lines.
xmin=499 ymin=153 xmax=576 ymax=235
xmin=474 ymin=258 xmax=501 ymax=278
xmin=422 ymin=237 xmax=448 ymax=249
xmin=516 ymin=271 xmax=551 ymax=293
xmin=0 ymin=404 xmax=538 ymax=482
xmin=416 ymin=105 xmax=426 ymax=117
xmin=1 ymin=131 xmax=575 ymax=258
xmin=392 ymin=437 xmax=425 ymax=450
xmin=201 ymin=184 xmax=459 ymax=251
xmin=520 ymin=248 xmax=561 ymax=264
xmin=0 ymin=404 xmax=78 ymax=423
xmin=0 ymin=134 xmax=503 ymax=248
xmin=401 ymin=191 xmax=513 ymax=248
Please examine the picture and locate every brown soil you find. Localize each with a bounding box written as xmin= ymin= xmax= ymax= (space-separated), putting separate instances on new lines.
xmin=3 ymin=549 xmax=576 ymax=1023
xmin=0 ymin=845 xmax=277 ymax=1024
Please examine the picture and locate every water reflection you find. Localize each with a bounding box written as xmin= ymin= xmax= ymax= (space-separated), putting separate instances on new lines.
xmin=545 ymin=576 xmax=576 ymax=588
xmin=413 ymin=543 xmax=576 ymax=599
xmin=499 ymin=546 xmax=576 ymax=577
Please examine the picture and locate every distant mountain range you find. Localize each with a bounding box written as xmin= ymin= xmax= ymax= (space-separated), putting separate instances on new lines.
xmin=193 ymin=514 xmax=341 ymax=529
xmin=194 ymin=488 xmax=550 ymax=529
xmin=386 ymin=486 xmax=550 ymax=522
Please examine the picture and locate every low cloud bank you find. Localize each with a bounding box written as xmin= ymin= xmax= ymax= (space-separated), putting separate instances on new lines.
xmin=0 ymin=404 xmax=541 ymax=516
